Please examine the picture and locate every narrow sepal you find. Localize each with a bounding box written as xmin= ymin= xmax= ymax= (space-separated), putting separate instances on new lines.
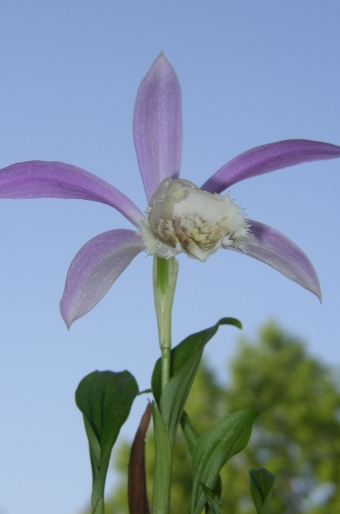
xmin=133 ymin=54 xmax=182 ymax=200
xmin=60 ymin=229 xmax=143 ymax=327
xmin=201 ymin=140 xmax=340 ymax=194
xmin=0 ymin=160 xmax=144 ymax=227
xmin=233 ymin=220 xmax=322 ymax=300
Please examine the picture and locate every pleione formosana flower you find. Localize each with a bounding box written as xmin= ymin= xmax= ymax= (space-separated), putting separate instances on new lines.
xmin=1 ymin=54 xmax=340 ymax=328
xmin=142 ymin=178 xmax=249 ymax=261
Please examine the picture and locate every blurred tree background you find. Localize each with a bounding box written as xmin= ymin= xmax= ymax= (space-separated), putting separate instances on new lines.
xmin=81 ymin=321 xmax=340 ymax=513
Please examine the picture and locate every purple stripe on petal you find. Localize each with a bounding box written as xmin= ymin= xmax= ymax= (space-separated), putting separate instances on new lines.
xmin=0 ymin=161 xmax=144 ymax=228
xmin=133 ymin=54 xmax=182 ymax=201
xmin=201 ymin=140 xmax=340 ymax=194
xmin=231 ymin=219 xmax=321 ymax=300
xmin=60 ymin=229 xmax=143 ymax=328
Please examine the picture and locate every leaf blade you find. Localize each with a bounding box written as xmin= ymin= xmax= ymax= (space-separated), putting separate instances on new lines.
xmin=76 ymin=370 xmax=139 ymax=512
xmin=190 ymin=409 xmax=258 ymax=514
xmin=152 ymin=318 xmax=242 ymax=440
xmin=249 ymin=468 xmax=276 ymax=514
xmin=152 ymin=318 xmax=241 ymax=404
xmin=201 ymin=483 xmax=222 ymax=514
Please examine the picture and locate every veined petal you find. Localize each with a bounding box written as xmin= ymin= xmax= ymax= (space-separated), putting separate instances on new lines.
xmin=201 ymin=140 xmax=340 ymax=194
xmin=60 ymin=229 xmax=143 ymax=328
xmin=0 ymin=161 xmax=144 ymax=228
xmin=133 ymin=54 xmax=182 ymax=201
xmin=231 ymin=219 xmax=321 ymax=300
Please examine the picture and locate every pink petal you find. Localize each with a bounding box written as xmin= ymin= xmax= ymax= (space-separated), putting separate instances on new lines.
xmin=133 ymin=54 xmax=182 ymax=201
xmin=0 ymin=160 xmax=144 ymax=228
xmin=60 ymin=229 xmax=143 ymax=328
xmin=201 ymin=140 xmax=340 ymax=194
xmin=231 ymin=219 xmax=321 ymax=300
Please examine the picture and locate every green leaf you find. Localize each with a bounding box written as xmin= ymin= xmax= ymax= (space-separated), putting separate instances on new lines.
xmin=190 ymin=409 xmax=258 ymax=514
xmin=180 ymin=410 xmax=201 ymax=454
xmin=160 ymin=352 xmax=201 ymax=439
xmin=200 ymin=483 xmax=222 ymax=514
xmin=249 ymin=468 xmax=276 ymax=514
xmin=151 ymin=401 xmax=173 ymax=514
xmin=151 ymin=318 xmax=242 ymax=439
xmin=152 ymin=318 xmax=241 ymax=404
xmin=75 ymin=370 xmax=138 ymax=513
xmin=181 ymin=411 xmax=222 ymax=504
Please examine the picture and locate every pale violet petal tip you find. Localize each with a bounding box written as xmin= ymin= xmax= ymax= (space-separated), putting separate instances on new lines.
xmin=0 ymin=160 xmax=144 ymax=228
xmin=202 ymin=139 xmax=340 ymax=194
xmin=133 ymin=54 xmax=182 ymax=201
xmin=233 ymin=219 xmax=322 ymax=300
xmin=60 ymin=229 xmax=143 ymax=328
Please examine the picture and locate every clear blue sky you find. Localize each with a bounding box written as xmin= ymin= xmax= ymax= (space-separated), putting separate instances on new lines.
xmin=1 ymin=2 xmax=340 ymax=513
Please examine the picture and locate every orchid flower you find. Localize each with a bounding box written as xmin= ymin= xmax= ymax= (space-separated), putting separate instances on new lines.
xmin=1 ymin=54 xmax=340 ymax=328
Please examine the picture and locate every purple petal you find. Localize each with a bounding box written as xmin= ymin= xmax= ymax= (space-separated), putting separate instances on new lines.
xmin=133 ymin=54 xmax=182 ymax=201
xmin=0 ymin=161 xmax=144 ymax=228
xmin=231 ymin=219 xmax=321 ymax=300
xmin=60 ymin=229 xmax=143 ymax=328
xmin=201 ymin=140 xmax=340 ymax=194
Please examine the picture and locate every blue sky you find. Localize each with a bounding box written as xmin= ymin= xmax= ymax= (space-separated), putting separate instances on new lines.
xmin=1 ymin=2 xmax=340 ymax=513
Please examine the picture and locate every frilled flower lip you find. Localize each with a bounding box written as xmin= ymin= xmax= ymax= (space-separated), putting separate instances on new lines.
xmin=140 ymin=177 xmax=250 ymax=262
xmin=1 ymin=53 xmax=340 ymax=327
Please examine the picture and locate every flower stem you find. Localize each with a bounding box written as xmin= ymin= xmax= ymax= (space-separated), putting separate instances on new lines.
xmin=153 ymin=256 xmax=179 ymax=391
xmin=152 ymin=256 xmax=178 ymax=514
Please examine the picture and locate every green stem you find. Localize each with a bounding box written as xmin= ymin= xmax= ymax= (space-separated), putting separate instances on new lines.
xmin=153 ymin=256 xmax=179 ymax=391
xmin=152 ymin=256 xmax=179 ymax=514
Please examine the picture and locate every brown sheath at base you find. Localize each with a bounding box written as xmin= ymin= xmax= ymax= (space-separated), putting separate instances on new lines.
xmin=128 ymin=402 xmax=152 ymax=514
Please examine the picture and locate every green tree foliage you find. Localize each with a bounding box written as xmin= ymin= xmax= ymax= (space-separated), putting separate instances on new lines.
xmin=84 ymin=321 xmax=340 ymax=514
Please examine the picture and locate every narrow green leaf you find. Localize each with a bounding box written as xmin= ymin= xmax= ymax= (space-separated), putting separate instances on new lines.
xmin=152 ymin=318 xmax=242 ymax=439
xmin=190 ymin=409 xmax=258 ymax=514
xmin=151 ymin=401 xmax=173 ymax=514
xmin=160 ymin=352 xmax=202 ymax=438
xmin=75 ymin=370 xmax=138 ymax=513
xmin=249 ymin=468 xmax=276 ymax=514
xmin=200 ymin=483 xmax=222 ymax=514
xmin=83 ymin=416 xmax=101 ymax=478
xmin=152 ymin=318 xmax=241 ymax=404
xmin=180 ymin=410 xmax=201 ymax=454
xmin=181 ymin=411 xmax=222 ymax=504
